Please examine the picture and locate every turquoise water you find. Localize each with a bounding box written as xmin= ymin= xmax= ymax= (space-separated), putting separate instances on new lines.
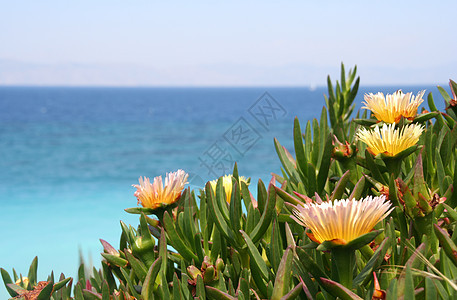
xmin=0 ymin=86 xmax=444 ymax=298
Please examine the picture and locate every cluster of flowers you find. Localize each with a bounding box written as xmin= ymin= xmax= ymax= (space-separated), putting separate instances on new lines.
xmin=357 ymin=90 xmax=425 ymax=157
xmin=131 ymin=90 xmax=425 ymax=247
xmin=292 ymin=90 xmax=426 ymax=245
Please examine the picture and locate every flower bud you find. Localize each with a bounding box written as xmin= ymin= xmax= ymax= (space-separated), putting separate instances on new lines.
xmin=332 ymin=136 xmax=356 ymax=160
xmin=203 ymin=266 xmax=216 ymax=283
xmin=215 ymin=258 xmax=224 ymax=272
xmin=187 ymin=265 xmax=202 ymax=280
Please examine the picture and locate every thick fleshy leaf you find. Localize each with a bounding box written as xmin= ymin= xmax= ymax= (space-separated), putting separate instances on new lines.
xmin=240 ymin=230 xmax=269 ymax=281
xmin=365 ymin=150 xmax=388 ymax=185
xmin=317 ymin=230 xmax=382 ymax=251
xmin=295 ymin=247 xmax=328 ymax=285
xmin=294 ymin=117 xmax=307 ymax=177
xmin=182 ymin=189 xmax=197 ymax=250
xmin=279 ymin=282 xmax=303 ymax=300
xmin=353 ymin=118 xmax=378 ymax=126
xmin=434 ymin=224 xmax=457 ymax=268
xmin=348 ymin=176 xmax=365 ymax=201
xmin=196 ymin=275 xmax=206 ymax=300
xmin=205 ymin=286 xmax=237 ymax=300
xmin=435 ymin=147 xmax=446 ymax=194
xmin=124 ymin=207 xmax=156 ymax=215
xmin=172 ymin=272 xmax=183 ymax=300
xmin=353 ymin=237 xmax=390 ymax=286
xmin=124 ymin=251 xmax=147 ymax=282
xmin=249 ymin=183 xmax=276 ymax=244
xmin=317 ymin=134 xmax=333 ymax=194
xmin=344 ymin=230 xmax=383 ymax=250
xmin=141 ymin=256 xmax=162 ymax=299
xmin=101 ymin=253 xmax=128 ymax=268
xmin=274 ymin=185 xmax=301 ymax=205
xmin=6 ymin=283 xmax=26 ymax=295
xmin=159 ymin=227 xmax=168 ymax=280
xmin=100 ymin=239 xmax=119 ymax=256
xmin=205 ymin=182 xmax=238 ymax=247
xmin=380 ymin=145 xmax=420 ymax=162
xmin=1 ymin=268 xmax=18 ymax=297
xmin=162 ymin=211 xmax=199 ymax=262
xmin=403 ymin=265 xmax=415 ymax=299
xmin=27 ymin=257 xmax=38 ymax=287
xmin=311 ymin=119 xmax=320 ymax=167
xmin=330 ymin=170 xmax=350 ymax=201
xmin=275 ymin=138 xmax=300 ymax=183
xmin=413 ymin=111 xmax=439 ymax=123
xmin=271 ymin=248 xmax=293 ymax=299
xmin=229 ymin=177 xmax=242 ymax=239
xmin=270 ymin=218 xmax=283 ymax=273
xmin=101 ymin=281 xmax=110 ymax=300
xmin=257 ymin=179 xmax=268 ymax=215
xmin=36 ymin=280 xmax=54 ymax=300
xmin=120 ymin=268 xmax=141 ymax=299
xmin=319 ymin=277 xmax=363 ymax=300
xmin=53 ymin=277 xmax=72 ymax=291
xmin=139 ymin=213 xmax=155 ymax=244
xmin=119 ymin=221 xmax=135 ymax=246
xmin=443 ymin=203 xmax=457 ymax=222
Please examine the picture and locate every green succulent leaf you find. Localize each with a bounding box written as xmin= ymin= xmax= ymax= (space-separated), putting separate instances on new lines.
xmin=319 ymin=277 xmax=363 ymax=300
xmin=330 ymin=170 xmax=351 ymax=201
xmin=344 ymin=230 xmax=383 ymax=251
xmin=100 ymin=253 xmax=128 ymax=268
xmin=353 ymin=118 xmax=378 ymax=126
xmin=275 ymin=138 xmax=300 ymax=184
xmin=317 ymin=134 xmax=333 ymax=194
xmin=294 ymin=117 xmax=307 ymax=176
xmin=249 ymin=183 xmax=277 ymax=244
xmin=141 ymin=256 xmax=162 ymax=299
xmin=36 ymin=280 xmax=53 ymax=300
xmin=295 ymin=247 xmax=328 ymax=285
xmin=434 ymin=224 xmax=457 ymax=268
xmin=27 ymin=257 xmax=38 ymax=287
xmin=6 ymin=283 xmax=26 ymax=295
xmin=271 ymin=248 xmax=294 ymax=300
xmin=1 ymin=268 xmax=18 ymax=297
xmin=353 ymin=237 xmax=390 ymax=286
xmin=205 ymin=286 xmax=237 ymax=300
xmin=162 ymin=211 xmax=199 ymax=262
xmin=240 ymin=230 xmax=270 ymax=281
xmin=124 ymin=251 xmax=147 ymax=283
xmin=205 ymin=181 xmax=239 ymax=248
xmin=53 ymin=277 xmax=72 ymax=291
xmin=124 ymin=207 xmax=156 ymax=215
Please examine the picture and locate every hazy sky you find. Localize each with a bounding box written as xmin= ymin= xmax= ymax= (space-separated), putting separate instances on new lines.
xmin=1 ymin=1 xmax=456 ymax=86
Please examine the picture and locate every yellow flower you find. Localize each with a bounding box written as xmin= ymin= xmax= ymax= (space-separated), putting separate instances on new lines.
xmin=291 ymin=196 xmax=393 ymax=244
xmin=133 ymin=169 xmax=188 ymax=209
xmin=362 ymin=90 xmax=425 ymax=123
xmin=210 ymin=174 xmax=249 ymax=203
xmin=356 ymin=123 xmax=424 ymax=156
xmin=15 ymin=277 xmax=29 ymax=287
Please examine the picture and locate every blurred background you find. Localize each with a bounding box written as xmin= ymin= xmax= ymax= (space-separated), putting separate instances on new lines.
xmin=0 ymin=1 xmax=456 ymax=298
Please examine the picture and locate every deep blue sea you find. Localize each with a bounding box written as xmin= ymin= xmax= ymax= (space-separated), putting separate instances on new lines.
xmin=0 ymin=85 xmax=447 ymax=298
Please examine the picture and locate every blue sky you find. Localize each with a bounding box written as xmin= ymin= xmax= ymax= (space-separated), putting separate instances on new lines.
xmin=1 ymin=1 xmax=456 ymax=86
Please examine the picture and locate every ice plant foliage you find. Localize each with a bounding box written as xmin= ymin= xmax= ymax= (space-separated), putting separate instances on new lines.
xmin=291 ymin=196 xmax=393 ymax=244
xmin=362 ymin=90 xmax=425 ymax=123
xmin=6 ymin=66 xmax=457 ymax=300
xmin=133 ymin=169 xmax=188 ymax=209
xmin=356 ymin=123 xmax=424 ymax=156
xmin=210 ymin=174 xmax=249 ymax=203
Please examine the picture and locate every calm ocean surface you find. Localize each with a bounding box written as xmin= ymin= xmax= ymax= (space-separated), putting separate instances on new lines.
xmin=0 ymin=85 xmax=446 ymax=297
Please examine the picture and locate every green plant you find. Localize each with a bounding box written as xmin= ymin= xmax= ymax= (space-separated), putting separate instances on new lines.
xmin=3 ymin=64 xmax=457 ymax=299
